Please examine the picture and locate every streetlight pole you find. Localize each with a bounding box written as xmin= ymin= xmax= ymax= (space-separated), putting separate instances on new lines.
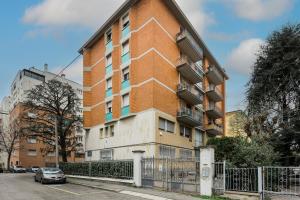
xmin=55 ymin=117 xmax=59 ymax=168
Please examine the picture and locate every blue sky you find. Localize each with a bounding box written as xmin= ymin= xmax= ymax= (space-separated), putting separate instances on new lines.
xmin=0 ymin=0 xmax=299 ymax=112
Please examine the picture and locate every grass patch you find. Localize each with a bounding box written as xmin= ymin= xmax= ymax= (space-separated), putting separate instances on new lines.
xmin=192 ymin=195 xmax=233 ymax=200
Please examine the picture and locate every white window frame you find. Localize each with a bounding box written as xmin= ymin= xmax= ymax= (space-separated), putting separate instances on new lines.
xmin=106 ymin=28 xmax=112 ymax=44
xmin=106 ymin=101 xmax=112 ymax=114
xmin=122 ymin=13 xmax=130 ymax=29
xmin=100 ymin=149 xmax=113 ymax=160
xmin=122 ymin=93 xmax=130 ymax=107
xmin=106 ymin=54 xmax=112 ymax=66
xmin=122 ymin=40 xmax=129 ymax=55
xmin=122 ymin=66 xmax=130 ymax=82
xmin=27 ymin=149 xmax=37 ymax=156
xmin=106 ymin=78 xmax=112 ymax=90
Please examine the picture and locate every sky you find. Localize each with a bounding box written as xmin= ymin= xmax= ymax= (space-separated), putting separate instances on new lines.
xmin=0 ymin=0 xmax=299 ymax=112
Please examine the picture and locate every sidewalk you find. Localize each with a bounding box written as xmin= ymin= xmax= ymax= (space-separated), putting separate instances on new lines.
xmin=67 ymin=176 xmax=203 ymax=200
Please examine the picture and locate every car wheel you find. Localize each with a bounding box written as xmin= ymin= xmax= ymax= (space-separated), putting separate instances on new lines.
xmin=41 ymin=178 xmax=45 ymax=184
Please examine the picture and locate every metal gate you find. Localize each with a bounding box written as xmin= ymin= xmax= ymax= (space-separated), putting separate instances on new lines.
xmin=213 ymin=162 xmax=225 ymax=194
xmin=141 ymin=158 xmax=200 ymax=193
xmin=262 ymin=167 xmax=300 ymax=199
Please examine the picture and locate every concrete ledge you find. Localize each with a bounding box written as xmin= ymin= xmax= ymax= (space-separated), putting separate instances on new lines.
xmin=224 ymin=191 xmax=259 ymax=200
xmin=66 ymin=175 xmax=133 ymax=186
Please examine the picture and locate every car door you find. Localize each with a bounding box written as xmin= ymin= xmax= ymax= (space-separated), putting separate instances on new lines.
xmin=36 ymin=169 xmax=41 ymax=181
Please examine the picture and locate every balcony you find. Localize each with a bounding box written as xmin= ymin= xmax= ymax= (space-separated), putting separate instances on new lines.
xmin=105 ymin=112 xmax=113 ymax=121
xmin=105 ymin=64 xmax=113 ymax=75
xmin=206 ymin=86 xmax=223 ymax=102
xmin=121 ymin=52 xmax=130 ymax=64
xmin=177 ymin=84 xmax=203 ymax=105
xmin=176 ymin=57 xmax=204 ymax=84
xmin=176 ymin=30 xmax=203 ymax=62
xmin=206 ymin=65 xmax=224 ymax=85
xmin=121 ymin=105 xmax=130 ymax=116
xmin=206 ymin=105 xmax=223 ymax=119
xmin=106 ymin=88 xmax=112 ymax=97
xmin=122 ymin=25 xmax=130 ymax=39
xmin=177 ymin=107 xmax=202 ymax=127
xmin=206 ymin=123 xmax=223 ymax=135
xmin=121 ymin=80 xmax=130 ymax=90
xmin=105 ymin=40 xmax=113 ymax=54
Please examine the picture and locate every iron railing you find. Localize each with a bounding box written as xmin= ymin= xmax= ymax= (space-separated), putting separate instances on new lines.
xmin=226 ymin=168 xmax=259 ymax=193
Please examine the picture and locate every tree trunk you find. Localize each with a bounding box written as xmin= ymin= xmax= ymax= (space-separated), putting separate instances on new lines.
xmin=7 ymin=152 xmax=12 ymax=171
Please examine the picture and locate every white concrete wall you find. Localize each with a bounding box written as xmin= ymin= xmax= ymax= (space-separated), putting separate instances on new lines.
xmin=85 ymin=109 xmax=157 ymax=160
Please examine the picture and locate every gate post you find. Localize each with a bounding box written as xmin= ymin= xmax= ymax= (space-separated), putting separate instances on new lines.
xmin=199 ymin=147 xmax=215 ymax=196
xmin=132 ymin=150 xmax=145 ymax=187
xmin=258 ymin=167 xmax=263 ymax=200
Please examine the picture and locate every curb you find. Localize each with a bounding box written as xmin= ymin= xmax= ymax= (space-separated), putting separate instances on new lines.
xmin=68 ymin=180 xmax=121 ymax=193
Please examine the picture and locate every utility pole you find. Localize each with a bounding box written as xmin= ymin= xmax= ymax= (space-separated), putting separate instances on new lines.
xmin=55 ymin=117 xmax=59 ymax=168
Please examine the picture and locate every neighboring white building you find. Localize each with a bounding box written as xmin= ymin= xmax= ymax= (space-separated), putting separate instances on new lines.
xmin=5 ymin=65 xmax=85 ymax=155
xmin=0 ymin=96 xmax=11 ymax=169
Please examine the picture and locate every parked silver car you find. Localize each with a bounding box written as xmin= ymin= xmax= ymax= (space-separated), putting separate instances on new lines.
xmin=34 ymin=168 xmax=66 ymax=184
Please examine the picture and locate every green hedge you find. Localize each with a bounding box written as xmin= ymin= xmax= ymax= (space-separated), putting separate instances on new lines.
xmin=60 ymin=160 xmax=133 ymax=179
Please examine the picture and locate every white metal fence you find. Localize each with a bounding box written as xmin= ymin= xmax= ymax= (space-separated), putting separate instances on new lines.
xmin=262 ymin=166 xmax=300 ymax=199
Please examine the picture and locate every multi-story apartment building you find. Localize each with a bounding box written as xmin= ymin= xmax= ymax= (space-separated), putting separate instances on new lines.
xmin=81 ymin=0 xmax=228 ymax=161
xmin=0 ymin=97 xmax=11 ymax=169
xmin=4 ymin=66 xmax=85 ymax=168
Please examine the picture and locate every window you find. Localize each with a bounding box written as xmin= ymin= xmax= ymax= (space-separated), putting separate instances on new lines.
xmin=27 ymin=136 xmax=37 ymax=144
xmin=122 ymin=67 xmax=130 ymax=81
xmin=27 ymin=149 xmax=37 ymax=156
xmin=106 ymin=54 xmax=112 ymax=66
xmin=106 ymin=78 xmax=112 ymax=90
xmin=47 ymin=151 xmax=55 ymax=157
xmin=105 ymin=127 xmax=109 ymax=138
xmin=159 ymin=145 xmax=175 ymax=158
xmin=180 ymin=149 xmax=193 ymax=160
xmin=76 ymin=136 xmax=83 ymax=142
xmin=106 ymin=29 xmax=112 ymax=43
xmin=87 ymin=151 xmax=92 ymax=157
xmin=99 ymin=128 xmax=104 ymax=139
xmin=159 ymin=118 xmax=175 ymax=133
xmin=106 ymin=101 xmax=112 ymax=113
xmin=100 ymin=149 xmax=113 ymax=160
xmin=110 ymin=125 xmax=114 ymax=137
xmin=122 ymin=14 xmax=130 ymax=29
xmin=122 ymin=93 xmax=129 ymax=107
xmin=122 ymin=40 xmax=129 ymax=55
xmin=180 ymin=125 xmax=192 ymax=139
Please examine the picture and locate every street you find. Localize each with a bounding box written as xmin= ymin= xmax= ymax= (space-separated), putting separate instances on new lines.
xmin=0 ymin=173 xmax=145 ymax=200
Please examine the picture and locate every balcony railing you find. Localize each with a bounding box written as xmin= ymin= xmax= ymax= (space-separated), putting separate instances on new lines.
xmin=105 ymin=64 xmax=113 ymax=75
xmin=105 ymin=112 xmax=113 ymax=121
xmin=177 ymin=107 xmax=202 ymax=127
xmin=122 ymin=25 xmax=130 ymax=39
xmin=106 ymin=88 xmax=112 ymax=97
xmin=206 ymin=123 xmax=223 ymax=135
xmin=177 ymin=83 xmax=203 ymax=105
xmin=206 ymin=104 xmax=223 ymax=119
xmin=176 ymin=56 xmax=204 ymax=84
xmin=105 ymin=40 xmax=113 ymax=54
xmin=121 ymin=80 xmax=130 ymax=90
xmin=176 ymin=29 xmax=203 ymax=62
xmin=206 ymin=65 xmax=224 ymax=85
xmin=206 ymin=86 xmax=223 ymax=102
xmin=121 ymin=105 xmax=130 ymax=116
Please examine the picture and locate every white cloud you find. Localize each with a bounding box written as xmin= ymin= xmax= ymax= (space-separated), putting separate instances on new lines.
xmin=176 ymin=0 xmax=215 ymax=36
xmin=22 ymin=0 xmax=124 ymax=29
xmin=227 ymin=38 xmax=265 ymax=75
xmin=53 ymin=56 xmax=83 ymax=84
xmin=225 ymin=0 xmax=293 ymax=21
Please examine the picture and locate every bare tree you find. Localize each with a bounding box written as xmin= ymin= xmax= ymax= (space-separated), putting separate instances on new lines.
xmin=0 ymin=119 xmax=24 ymax=170
xmin=22 ymin=79 xmax=82 ymax=162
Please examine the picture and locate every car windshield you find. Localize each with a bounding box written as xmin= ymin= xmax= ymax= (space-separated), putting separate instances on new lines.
xmin=16 ymin=166 xmax=23 ymax=168
xmin=32 ymin=166 xmax=39 ymax=168
xmin=43 ymin=168 xmax=62 ymax=174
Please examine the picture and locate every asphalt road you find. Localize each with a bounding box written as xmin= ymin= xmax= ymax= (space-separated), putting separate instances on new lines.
xmin=0 ymin=173 xmax=145 ymax=200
